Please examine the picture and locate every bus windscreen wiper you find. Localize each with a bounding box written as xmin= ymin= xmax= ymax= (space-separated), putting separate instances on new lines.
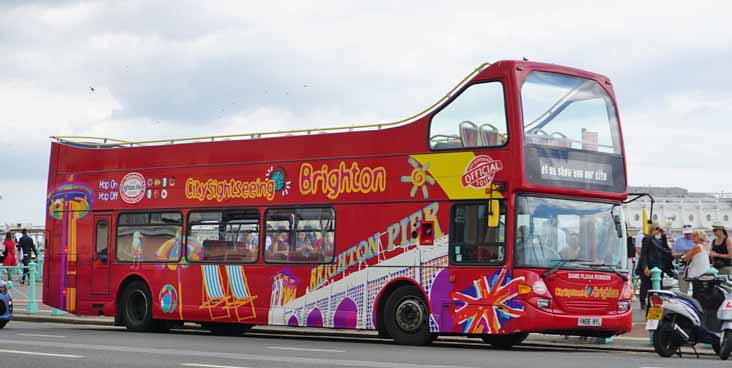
xmin=542 ymin=258 xmax=591 ymax=279
xmin=583 ymin=262 xmax=629 ymax=281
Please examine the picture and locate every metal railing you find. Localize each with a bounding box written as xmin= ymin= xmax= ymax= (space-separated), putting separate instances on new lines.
xmin=0 ymin=261 xmax=39 ymax=313
xmin=0 ymin=248 xmax=48 ymax=314
xmin=51 ymin=62 xmax=492 ymax=148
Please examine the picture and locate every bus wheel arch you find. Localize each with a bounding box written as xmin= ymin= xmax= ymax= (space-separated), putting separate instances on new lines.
xmin=115 ymin=275 xmax=148 ymax=326
xmin=116 ymin=275 xmax=168 ymax=332
xmin=376 ymin=280 xmax=434 ymax=345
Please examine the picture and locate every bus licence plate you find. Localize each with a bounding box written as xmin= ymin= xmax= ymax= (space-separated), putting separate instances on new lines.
xmin=578 ymin=317 xmax=602 ymax=327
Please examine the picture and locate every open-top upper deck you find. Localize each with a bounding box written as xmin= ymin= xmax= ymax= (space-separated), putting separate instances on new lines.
xmin=49 ymin=60 xmax=625 ymax=201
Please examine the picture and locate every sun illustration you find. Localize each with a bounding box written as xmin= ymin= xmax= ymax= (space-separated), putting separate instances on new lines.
xmin=401 ymin=158 xmax=435 ymax=199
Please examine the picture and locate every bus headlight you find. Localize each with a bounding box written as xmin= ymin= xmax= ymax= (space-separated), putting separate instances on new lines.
xmin=617 ymin=301 xmax=630 ymax=312
xmin=537 ymin=298 xmax=551 ymax=309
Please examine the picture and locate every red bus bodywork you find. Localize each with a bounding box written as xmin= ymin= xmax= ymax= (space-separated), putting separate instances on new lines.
xmin=44 ymin=60 xmax=632 ymax=340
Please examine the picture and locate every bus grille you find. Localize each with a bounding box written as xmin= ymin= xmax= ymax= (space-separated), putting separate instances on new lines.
xmin=561 ymin=300 xmax=611 ymax=313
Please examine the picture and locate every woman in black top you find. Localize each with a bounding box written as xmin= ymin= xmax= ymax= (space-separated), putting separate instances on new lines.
xmin=636 ymin=221 xmax=673 ymax=309
xmin=710 ymin=222 xmax=732 ymax=275
xmin=626 ymin=225 xmax=636 ymax=276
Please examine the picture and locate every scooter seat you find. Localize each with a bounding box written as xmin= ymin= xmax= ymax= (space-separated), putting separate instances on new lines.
xmin=673 ymin=291 xmax=704 ymax=313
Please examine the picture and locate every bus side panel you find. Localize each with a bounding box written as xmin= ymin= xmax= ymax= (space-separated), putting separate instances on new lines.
xmin=43 ymin=219 xmax=65 ymax=310
xmin=43 ymin=142 xmax=61 ymax=309
xmin=44 ymin=167 xmax=95 ymax=314
xmin=73 ymin=216 xmax=94 ymax=316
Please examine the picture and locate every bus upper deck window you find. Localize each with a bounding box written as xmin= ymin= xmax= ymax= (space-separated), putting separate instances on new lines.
xmin=521 ymin=71 xmax=621 ymax=155
xmin=429 ymin=82 xmax=508 ymax=150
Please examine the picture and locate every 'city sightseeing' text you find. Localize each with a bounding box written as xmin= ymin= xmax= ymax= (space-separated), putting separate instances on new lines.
xmin=185 ymin=177 xmax=276 ymax=202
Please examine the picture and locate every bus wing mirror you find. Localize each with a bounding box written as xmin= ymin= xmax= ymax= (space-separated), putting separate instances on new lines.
xmin=613 ymin=214 xmax=623 ymax=238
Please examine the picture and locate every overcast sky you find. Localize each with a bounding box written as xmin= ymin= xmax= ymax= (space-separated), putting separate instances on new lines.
xmin=1 ymin=1 xmax=730 ymax=226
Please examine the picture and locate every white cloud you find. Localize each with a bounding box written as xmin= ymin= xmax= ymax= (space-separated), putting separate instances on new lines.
xmin=1 ymin=0 xmax=732 ymax=224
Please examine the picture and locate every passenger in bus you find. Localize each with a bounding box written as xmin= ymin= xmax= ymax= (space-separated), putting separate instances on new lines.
xmin=294 ymin=228 xmax=315 ymax=261
xmin=245 ymin=232 xmax=259 ymax=259
xmin=539 ymin=219 xmax=567 ymax=253
xmin=516 ymin=225 xmax=529 ymax=248
xmin=560 ymin=233 xmax=581 ymax=260
xmin=595 ymin=224 xmax=621 ymax=266
xmin=265 ymin=226 xmax=290 ymax=260
xmin=264 ymin=224 xmax=273 ymax=253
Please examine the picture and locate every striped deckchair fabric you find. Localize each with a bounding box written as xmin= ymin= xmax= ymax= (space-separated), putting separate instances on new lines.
xmin=204 ymin=264 xmax=226 ymax=299
xmin=227 ymin=265 xmax=249 ymax=299
xmin=199 ymin=264 xmax=230 ymax=320
xmin=225 ymin=265 xmax=257 ymax=321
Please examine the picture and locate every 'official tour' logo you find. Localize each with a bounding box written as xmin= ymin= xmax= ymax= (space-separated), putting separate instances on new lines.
xmin=461 ymin=155 xmax=503 ymax=189
xmin=120 ymin=172 xmax=146 ymax=204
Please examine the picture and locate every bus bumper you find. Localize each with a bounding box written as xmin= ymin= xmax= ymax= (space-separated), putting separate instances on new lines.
xmin=520 ymin=302 xmax=632 ymax=337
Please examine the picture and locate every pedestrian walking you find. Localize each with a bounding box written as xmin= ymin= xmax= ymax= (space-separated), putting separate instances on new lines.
xmin=0 ymin=237 xmax=4 ymax=265
xmin=672 ymin=225 xmax=695 ymax=294
xmin=710 ymin=222 xmax=732 ymax=275
xmin=17 ymin=229 xmax=37 ymax=284
xmin=636 ymin=221 xmax=673 ymax=309
xmin=626 ymin=225 xmax=636 ymax=277
xmin=2 ymin=232 xmax=17 ymax=281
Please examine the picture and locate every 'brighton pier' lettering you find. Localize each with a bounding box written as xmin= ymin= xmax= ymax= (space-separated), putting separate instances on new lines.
xmin=299 ymin=161 xmax=387 ymax=200
xmin=185 ymin=177 xmax=276 ymax=202
xmin=309 ymin=202 xmax=443 ymax=290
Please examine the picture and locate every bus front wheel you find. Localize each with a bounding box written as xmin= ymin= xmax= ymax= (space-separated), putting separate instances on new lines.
xmin=121 ymin=281 xmax=156 ymax=332
xmin=383 ymin=284 xmax=435 ymax=346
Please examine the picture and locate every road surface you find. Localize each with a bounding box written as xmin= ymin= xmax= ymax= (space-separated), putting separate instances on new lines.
xmin=0 ymin=321 xmax=727 ymax=368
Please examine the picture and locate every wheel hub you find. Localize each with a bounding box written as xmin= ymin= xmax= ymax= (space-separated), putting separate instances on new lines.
xmin=126 ymin=290 xmax=148 ymax=322
xmin=395 ymin=299 xmax=425 ymax=333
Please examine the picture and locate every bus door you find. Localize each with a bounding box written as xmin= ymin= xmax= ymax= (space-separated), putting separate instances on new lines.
xmin=90 ymin=215 xmax=112 ymax=295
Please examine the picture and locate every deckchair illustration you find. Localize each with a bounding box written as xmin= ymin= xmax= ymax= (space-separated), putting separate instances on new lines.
xmin=224 ymin=265 xmax=257 ymax=321
xmin=200 ymin=264 xmax=231 ymax=320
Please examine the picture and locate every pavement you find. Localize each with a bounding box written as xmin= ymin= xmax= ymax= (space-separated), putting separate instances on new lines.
xmin=2 ymin=281 xmax=721 ymax=362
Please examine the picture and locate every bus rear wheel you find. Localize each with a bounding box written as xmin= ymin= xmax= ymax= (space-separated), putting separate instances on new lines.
xmin=121 ymin=281 xmax=156 ymax=332
xmin=383 ymin=284 xmax=434 ymax=346
xmin=481 ymin=332 xmax=529 ymax=349
xmin=204 ymin=322 xmax=252 ymax=336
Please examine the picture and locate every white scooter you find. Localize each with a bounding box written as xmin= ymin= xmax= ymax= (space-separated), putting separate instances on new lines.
xmin=646 ymin=273 xmax=729 ymax=358
xmin=717 ymin=279 xmax=732 ymax=360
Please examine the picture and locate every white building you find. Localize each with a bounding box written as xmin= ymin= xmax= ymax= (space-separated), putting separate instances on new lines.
xmin=623 ymin=186 xmax=732 ymax=239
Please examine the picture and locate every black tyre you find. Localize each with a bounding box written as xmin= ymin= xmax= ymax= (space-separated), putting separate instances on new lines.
xmin=481 ymin=332 xmax=529 ymax=349
xmin=652 ymin=322 xmax=679 ymax=358
xmin=383 ymin=284 xmax=434 ymax=346
xmin=721 ymin=331 xmax=732 ymax=360
xmin=0 ymin=320 xmax=7 ymax=329
xmin=120 ymin=281 xmax=155 ymax=332
xmin=204 ymin=322 xmax=252 ymax=336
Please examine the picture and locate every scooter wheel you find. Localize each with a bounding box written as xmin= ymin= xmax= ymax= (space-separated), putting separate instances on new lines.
xmin=720 ymin=331 xmax=732 ymax=360
xmin=652 ymin=322 xmax=679 ymax=358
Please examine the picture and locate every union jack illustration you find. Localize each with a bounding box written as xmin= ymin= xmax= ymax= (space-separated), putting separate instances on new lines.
xmin=451 ymin=268 xmax=525 ymax=334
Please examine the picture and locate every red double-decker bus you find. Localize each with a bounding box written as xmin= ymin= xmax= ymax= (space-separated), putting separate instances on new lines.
xmin=44 ymin=60 xmax=632 ymax=347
